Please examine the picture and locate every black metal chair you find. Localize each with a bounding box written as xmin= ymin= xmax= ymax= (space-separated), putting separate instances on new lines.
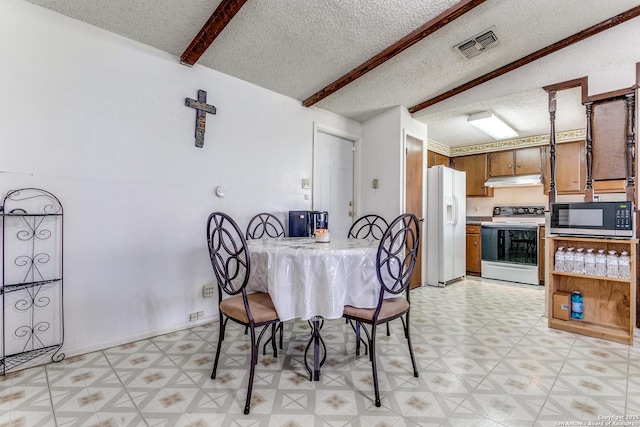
xmin=342 ymin=213 xmax=420 ymax=407
xmin=246 ymin=213 xmax=285 ymax=240
xmin=207 ymin=212 xmax=280 ymax=415
xmin=348 ymin=214 xmax=388 ymax=240
xmin=347 ymin=214 xmax=390 ymax=353
xmin=245 ymin=212 xmax=285 ymax=351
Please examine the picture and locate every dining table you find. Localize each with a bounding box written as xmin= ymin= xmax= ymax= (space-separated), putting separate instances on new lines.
xmin=246 ymin=237 xmax=392 ymax=380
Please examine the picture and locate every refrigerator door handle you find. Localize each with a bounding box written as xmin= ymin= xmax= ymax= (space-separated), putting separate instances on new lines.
xmin=452 ymin=195 xmax=459 ymax=226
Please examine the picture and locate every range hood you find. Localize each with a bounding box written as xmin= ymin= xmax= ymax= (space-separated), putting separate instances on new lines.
xmin=483 ymin=174 xmax=542 ymax=188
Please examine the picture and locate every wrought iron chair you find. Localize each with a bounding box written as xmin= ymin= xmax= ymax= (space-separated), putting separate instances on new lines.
xmin=245 ymin=212 xmax=285 ymax=351
xmin=342 ymin=213 xmax=420 ymax=407
xmin=246 ymin=212 xmax=285 ymax=240
xmin=207 ymin=212 xmax=280 ymax=415
xmin=347 ymin=214 xmax=390 ymax=353
xmin=348 ymin=214 xmax=389 ymax=240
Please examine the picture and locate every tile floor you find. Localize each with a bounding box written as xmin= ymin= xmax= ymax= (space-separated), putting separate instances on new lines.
xmin=1 ymin=278 xmax=639 ymax=427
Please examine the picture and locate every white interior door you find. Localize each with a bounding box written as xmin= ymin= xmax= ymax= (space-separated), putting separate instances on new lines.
xmin=314 ymin=131 xmax=354 ymax=238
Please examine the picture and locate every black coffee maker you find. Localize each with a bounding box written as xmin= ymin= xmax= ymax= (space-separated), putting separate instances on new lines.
xmin=288 ymin=210 xmax=329 ymax=237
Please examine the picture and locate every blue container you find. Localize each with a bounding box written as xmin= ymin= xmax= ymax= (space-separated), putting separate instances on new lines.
xmin=571 ymin=291 xmax=583 ymax=320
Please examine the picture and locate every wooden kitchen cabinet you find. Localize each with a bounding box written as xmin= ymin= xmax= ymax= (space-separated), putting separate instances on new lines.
xmin=489 ymin=147 xmax=542 ymax=177
xmin=465 ymin=225 xmax=481 ymax=276
xmin=427 ymin=150 xmax=450 ymax=168
xmin=543 ymin=140 xmax=586 ymax=195
xmin=587 ymin=91 xmax=634 ymax=195
xmin=543 ymin=139 xmax=625 ymax=195
xmin=452 ymin=153 xmax=493 ymax=197
xmin=489 ymin=150 xmax=515 ymax=176
xmin=547 ymin=236 xmax=636 ymax=345
xmin=516 ymin=147 xmax=544 ymax=175
xmin=591 ymin=97 xmax=628 ymax=181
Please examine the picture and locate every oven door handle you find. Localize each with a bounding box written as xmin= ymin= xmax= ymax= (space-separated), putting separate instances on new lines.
xmin=481 ymin=223 xmax=538 ymax=230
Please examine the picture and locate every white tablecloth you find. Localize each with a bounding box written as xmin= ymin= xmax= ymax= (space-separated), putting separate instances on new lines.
xmin=247 ymin=237 xmax=388 ymax=321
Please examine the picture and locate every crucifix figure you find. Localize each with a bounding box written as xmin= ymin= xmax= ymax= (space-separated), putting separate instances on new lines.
xmin=185 ymin=89 xmax=216 ymax=148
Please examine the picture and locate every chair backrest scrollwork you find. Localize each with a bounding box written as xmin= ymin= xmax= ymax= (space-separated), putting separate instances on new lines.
xmin=348 ymin=214 xmax=388 ymax=240
xmin=376 ymin=213 xmax=420 ymax=297
xmin=207 ymin=212 xmax=250 ymax=297
xmin=246 ymin=213 xmax=285 ymax=240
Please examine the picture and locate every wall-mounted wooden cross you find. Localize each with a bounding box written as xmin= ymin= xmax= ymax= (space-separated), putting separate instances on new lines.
xmin=185 ymin=89 xmax=216 ymax=148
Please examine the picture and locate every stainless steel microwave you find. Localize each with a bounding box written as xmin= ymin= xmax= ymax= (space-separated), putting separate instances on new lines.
xmin=549 ymin=201 xmax=634 ymax=238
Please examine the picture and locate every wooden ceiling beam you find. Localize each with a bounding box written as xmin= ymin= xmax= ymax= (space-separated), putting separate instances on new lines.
xmin=180 ymin=0 xmax=249 ymax=67
xmin=409 ymin=5 xmax=640 ymax=114
xmin=301 ymin=0 xmax=487 ymax=108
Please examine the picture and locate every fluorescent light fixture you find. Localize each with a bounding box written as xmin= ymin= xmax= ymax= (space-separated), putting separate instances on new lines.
xmin=467 ymin=111 xmax=518 ymax=140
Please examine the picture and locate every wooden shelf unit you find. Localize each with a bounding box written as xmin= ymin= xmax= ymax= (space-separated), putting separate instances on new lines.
xmin=547 ymin=236 xmax=636 ymax=345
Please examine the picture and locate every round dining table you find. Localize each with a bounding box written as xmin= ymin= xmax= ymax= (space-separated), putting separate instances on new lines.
xmin=246 ymin=237 xmax=393 ymax=380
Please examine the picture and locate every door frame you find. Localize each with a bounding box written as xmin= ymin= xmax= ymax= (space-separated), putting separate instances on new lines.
xmin=312 ymin=122 xmax=362 ymax=218
xmin=402 ymin=129 xmax=427 ymax=286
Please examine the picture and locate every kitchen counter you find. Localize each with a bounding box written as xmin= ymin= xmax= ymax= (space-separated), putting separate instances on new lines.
xmin=466 ymin=216 xmax=492 ymax=225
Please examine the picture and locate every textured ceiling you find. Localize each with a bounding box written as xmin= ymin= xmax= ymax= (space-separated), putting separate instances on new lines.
xmin=23 ymin=0 xmax=640 ymax=148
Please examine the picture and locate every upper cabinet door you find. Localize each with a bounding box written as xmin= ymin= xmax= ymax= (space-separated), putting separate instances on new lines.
xmin=452 ymin=153 xmax=493 ymax=197
xmin=514 ymin=147 xmax=542 ymax=175
xmin=427 ymin=150 xmax=450 ymax=168
xmin=592 ymin=98 xmax=627 ymax=181
xmin=489 ymin=151 xmax=515 ymax=176
xmin=543 ymin=141 xmax=585 ymax=195
xmin=489 ymin=147 xmax=542 ymax=177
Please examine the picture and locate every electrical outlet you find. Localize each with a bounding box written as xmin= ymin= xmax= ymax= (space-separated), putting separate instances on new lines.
xmin=197 ymin=311 xmax=204 ymax=319
xmin=189 ymin=312 xmax=198 ymax=321
xmin=203 ymin=284 xmax=216 ymax=297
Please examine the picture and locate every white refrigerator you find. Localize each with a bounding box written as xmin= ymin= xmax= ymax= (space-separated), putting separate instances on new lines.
xmin=426 ymin=165 xmax=466 ymax=287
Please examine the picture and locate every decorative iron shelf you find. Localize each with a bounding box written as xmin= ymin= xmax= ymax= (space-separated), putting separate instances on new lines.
xmin=1 ymin=188 xmax=65 ymax=375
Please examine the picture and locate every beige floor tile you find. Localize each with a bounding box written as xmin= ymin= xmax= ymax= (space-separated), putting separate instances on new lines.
xmin=1 ymin=278 xmax=638 ymax=426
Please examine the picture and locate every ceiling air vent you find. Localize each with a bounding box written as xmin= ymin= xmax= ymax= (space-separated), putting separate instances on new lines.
xmin=455 ymin=27 xmax=499 ymax=60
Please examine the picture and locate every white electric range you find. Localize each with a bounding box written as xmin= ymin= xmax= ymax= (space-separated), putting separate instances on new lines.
xmin=480 ymin=206 xmax=545 ymax=285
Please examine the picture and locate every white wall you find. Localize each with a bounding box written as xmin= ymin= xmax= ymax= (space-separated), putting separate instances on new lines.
xmin=400 ymin=106 xmax=429 ymax=146
xmin=360 ymin=106 xmax=428 ymax=285
xmin=360 ymin=105 xmax=427 ymax=220
xmin=0 ymin=0 xmax=361 ymax=358
xmin=589 ymin=64 xmax=637 ymax=96
xmin=466 ymin=186 xmax=548 ymax=217
xmin=360 ymin=107 xmax=402 ymax=219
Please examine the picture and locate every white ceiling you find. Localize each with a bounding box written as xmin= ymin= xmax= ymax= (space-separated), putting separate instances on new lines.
xmin=23 ymin=0 xmax=640 ymax=148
